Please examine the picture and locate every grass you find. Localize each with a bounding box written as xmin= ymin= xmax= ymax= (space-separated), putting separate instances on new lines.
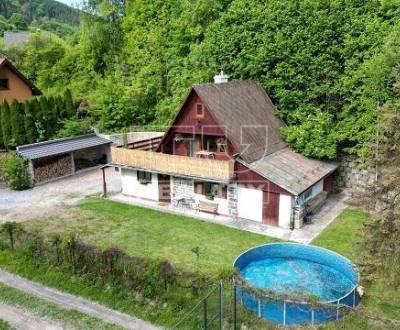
xmin=25 ymin=197 xmax=279 ymax=274
xmin=313 ymin=208 xmax=400 ymax=324
xmin=2 ymin=199 xmax=398 ymax=329
xmin=0 ymin=283 xmax=122 ymax=330
xmin=312 ymin=208 xmax=369 ymax=258
xmin=0 ymin=320 xmax=13 ymax=330
xmin=0 ymin=251 xmax=181 ymax=328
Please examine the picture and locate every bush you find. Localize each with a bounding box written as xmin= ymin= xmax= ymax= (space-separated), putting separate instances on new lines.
xmin=3 ymin=154 xmax=31 ymax=190
xmin=56 ymin=118 xmax=93 ymax=138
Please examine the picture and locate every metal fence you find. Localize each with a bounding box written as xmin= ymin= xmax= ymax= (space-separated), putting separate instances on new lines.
xmin=173 ymin=282 xmax=224 ymax=330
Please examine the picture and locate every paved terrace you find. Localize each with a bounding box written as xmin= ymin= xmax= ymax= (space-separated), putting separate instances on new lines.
xmin=110 ymin=189 xmax=350 ymax=244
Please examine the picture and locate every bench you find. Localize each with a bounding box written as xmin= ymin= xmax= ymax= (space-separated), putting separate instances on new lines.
xmin=306 ymin=191 xmax=328 ymax=215
xmin=195 ymin=201 xmax=218 ymax=214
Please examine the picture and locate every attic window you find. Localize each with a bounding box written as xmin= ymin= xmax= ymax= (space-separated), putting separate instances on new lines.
xmin=0 ymin=79 xmax=9 ymax=90
xmin=196 ymin=103 xmax=204 ymax=118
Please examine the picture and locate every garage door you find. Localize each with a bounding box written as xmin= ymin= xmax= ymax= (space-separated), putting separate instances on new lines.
xmin=237 ymin=186 xmax=263 ymax=222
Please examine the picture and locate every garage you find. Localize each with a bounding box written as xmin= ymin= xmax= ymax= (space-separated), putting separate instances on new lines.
xmin=16 ymin=134 xmax=112 ymax=184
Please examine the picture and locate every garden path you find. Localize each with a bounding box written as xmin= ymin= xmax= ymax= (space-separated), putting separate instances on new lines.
xmin=0 ymin=303 xmax=66 ymax=330
xmin=0 ymin=269 xmax=161 ymax=330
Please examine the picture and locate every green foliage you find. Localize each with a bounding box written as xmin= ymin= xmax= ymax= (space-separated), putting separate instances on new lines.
xmin=57 ymin=118 xmax=93 ymax=138
xmin=64 ymin=88 xmax=75 ymax=118
xmin=10 ymin=99 xmax=25 ymax=146
xmin=0 ymin=222 xmax=23 ymax=249
xmin=3 ymin=154 xmax=31 ymax=190
xmin=23 ymin=101 xmax=37 ymax=144
xmin=3 ymin=0 xmax=400 ymax=158
xmin=0 ymin=101 xmax=11 ymax=148
xmin=8 ymin=13 xmax=28 ymax=30
xmin=0 ymin=0 xmax=80 ymax=30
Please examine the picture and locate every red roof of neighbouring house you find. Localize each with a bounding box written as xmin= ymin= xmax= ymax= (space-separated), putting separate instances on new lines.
xmin=0 ymin=57 xmax=42 ymax=96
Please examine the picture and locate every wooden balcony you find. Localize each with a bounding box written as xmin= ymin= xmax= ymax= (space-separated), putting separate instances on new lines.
xmin=111 ymin=147 xmax=235 ymax=182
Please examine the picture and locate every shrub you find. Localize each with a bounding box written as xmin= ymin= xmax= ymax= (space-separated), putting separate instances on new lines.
xmin=57 ymin=118 xmax=93 ymax=138
xmin=3 ymin=154 xmax=31 ymax=190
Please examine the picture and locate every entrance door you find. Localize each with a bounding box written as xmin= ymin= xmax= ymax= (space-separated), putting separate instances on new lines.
xmin=158 ymin=174 xmax=171 ymax=202
xmin=262 ymin=191 xmax=280 ymax=226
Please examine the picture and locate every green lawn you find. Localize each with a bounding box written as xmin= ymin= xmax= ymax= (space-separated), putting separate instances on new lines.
xmin=27 ymin=197 xmax=279 ymax=274
xmin=312 ymin=208 xmax=369 ymax=258
xmin=0 ymin=320 xmax=13 ymax=330
xmin=3 ymin=198 xmax=398 ymax=329
xmin=0 ymin=283 xmax=122 ymax=330
xmin=313 ymin=208 xmax=400 ymax=323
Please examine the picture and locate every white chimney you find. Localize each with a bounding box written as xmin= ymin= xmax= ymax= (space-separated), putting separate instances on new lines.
xmin=214 ymin=70 xmax=229 ymax=84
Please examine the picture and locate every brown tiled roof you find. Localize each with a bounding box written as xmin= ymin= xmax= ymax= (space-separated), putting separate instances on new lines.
xmin=244 ymin=147 xmax=339 ymax=195
xmin=193 ymin=80 xmax=287 ymax=163
xmin=0 ymin=57 xmax=42 ymax=95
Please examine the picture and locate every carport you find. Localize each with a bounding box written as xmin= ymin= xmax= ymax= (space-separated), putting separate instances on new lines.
xmin=16 ymin=134 xmax=112 ymax=184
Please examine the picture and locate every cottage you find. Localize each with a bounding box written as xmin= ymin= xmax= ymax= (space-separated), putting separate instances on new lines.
xmin=0 ymin=57 xmax=41 ymax=103
xmin=110 ymin=73 xmax=338 ymax=228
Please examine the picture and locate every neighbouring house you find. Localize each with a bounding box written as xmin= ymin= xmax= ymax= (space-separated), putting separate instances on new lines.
xmin=0 ymin=57 xmax=42 ymax=103
xmin=109 ymin=73 xmax=338 ymax=229
xmin=3 ymin=31 xmax=52 ymax=50
xmin=17 ymin=134 xmax=112 ymax=184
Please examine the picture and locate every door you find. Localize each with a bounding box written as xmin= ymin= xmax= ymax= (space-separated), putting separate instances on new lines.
xmin=262 ymin=191 xmax=280 ymax=226
xmin=237 ymin=186 xmax=263 ymax=222
xmin=158 ymin=174 xmax=171 ymax=202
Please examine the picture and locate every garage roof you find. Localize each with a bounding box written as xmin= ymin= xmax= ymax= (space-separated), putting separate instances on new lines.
xmin=243 ymin=147 xmax=339 ymax=196
xmin=16 ymin=134 xmax=112 ymax=160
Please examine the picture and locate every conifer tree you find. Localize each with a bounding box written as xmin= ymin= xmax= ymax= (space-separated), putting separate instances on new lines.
xmin=64 ymin=89 xmax=75 ymax=118
xmin=0 ymin=106 xmax=3 ymax=148
xmin=39 ymin=96 xmax=49 ymax=139
xmin=10 ymin=100 xmax=25 ymax=146
xmin=24 ymin=101 xmax=38 ymax=144
xmin=1 ymin=101 xmax=12 ymax=148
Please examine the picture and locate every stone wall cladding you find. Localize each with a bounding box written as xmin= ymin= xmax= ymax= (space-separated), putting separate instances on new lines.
xmin=171 ymin=177 xmax=194 ymax=200
xmin=335 ymin=156 xmax=376 ymax=193
xmin=228 ymin=183 xmax=238 ymax=218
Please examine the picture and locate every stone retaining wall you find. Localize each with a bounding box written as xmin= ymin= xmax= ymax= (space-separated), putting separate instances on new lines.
xmin=335 ymin=156 xmax=376 ymax=193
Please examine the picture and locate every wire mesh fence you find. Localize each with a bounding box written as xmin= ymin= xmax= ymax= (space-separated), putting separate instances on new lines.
xmin=172 ymin=278 xmax=400 ymax=330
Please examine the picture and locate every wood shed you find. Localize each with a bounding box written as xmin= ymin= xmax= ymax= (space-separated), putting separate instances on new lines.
xmin=16 ymin=134 xmax=112 ymax=184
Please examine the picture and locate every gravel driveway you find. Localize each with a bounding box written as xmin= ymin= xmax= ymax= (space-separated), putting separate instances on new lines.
xmin=0 ymin=167 xmax=121 ymax=222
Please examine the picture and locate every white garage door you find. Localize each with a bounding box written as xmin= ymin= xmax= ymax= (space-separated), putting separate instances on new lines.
xmin=237 ymin=186 xmax=263 ymax=222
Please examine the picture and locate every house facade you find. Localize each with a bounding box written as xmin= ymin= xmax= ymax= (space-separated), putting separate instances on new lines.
xmin=0 ymin=57 xmax=41 ymax=103
xmin=111 ymin=73 xmax=338 ymax=229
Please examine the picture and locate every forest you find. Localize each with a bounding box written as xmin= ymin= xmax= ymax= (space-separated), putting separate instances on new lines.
xmin=0 ymin=0 xmax=80 ymax=37
xmin=2 ymin=0 xmax=400 ymax=160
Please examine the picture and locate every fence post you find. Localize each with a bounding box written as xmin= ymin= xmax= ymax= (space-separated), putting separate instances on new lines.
xmin=233 ymin=279 xmax=237 ymax=330
xmin=203 ymin=299 xmax=208 ymax=330
xmin=219 ymin=281 xmax=223 ymax=330
xmin=283 ymin=301 xmax=286 ymax=326
xmin=311 ymin=309 xmax=314 ymax=326
xmin=336 ymin=300 xmax=340 ymax=320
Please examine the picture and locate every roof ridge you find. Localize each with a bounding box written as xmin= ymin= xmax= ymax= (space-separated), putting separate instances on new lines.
xmin=17 ymin=133 xmax=101 ymax=150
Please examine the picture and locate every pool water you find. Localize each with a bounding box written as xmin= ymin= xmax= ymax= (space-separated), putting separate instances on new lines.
xmin=240 ymin=257 xmax=354 ymax=302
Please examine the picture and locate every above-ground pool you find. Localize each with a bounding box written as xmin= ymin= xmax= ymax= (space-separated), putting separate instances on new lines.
xmin=233 ymin=243 xmax=360 ymax=326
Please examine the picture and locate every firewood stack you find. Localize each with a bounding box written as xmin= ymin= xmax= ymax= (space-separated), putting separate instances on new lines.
xmin=33 ymin=154 xmax=73 ymax=183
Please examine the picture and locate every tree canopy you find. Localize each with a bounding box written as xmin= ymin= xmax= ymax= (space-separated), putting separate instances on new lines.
xmin=3 ymin=0 xmax=400 ymax=159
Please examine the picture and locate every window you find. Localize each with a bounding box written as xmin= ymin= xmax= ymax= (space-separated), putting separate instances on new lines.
xmin=216 ymin=138 xmax=227 ymax=153
xmin=196 ymin=103 xmax=204 ymax=117
xmin=302 ymin=187 xmax=312 ymax=201
xmin=194 ymin=182 xmax=227 ymax=200
xmin=137 ymin=171 xmax=152 ymax=184
xmin=0 ymin=79 xmax=9 ymax=90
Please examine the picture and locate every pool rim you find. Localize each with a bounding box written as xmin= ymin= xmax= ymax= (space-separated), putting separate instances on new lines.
xmin=233 ymin=242 xmax=360 ymax=305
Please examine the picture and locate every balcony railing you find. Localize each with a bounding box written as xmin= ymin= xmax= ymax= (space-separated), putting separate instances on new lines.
xmin=111 ymin=147 xmax=235 ymax=182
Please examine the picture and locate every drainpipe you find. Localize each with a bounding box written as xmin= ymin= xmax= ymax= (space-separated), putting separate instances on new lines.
xmin=290 ymin=196 xmax=298 ymax=230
